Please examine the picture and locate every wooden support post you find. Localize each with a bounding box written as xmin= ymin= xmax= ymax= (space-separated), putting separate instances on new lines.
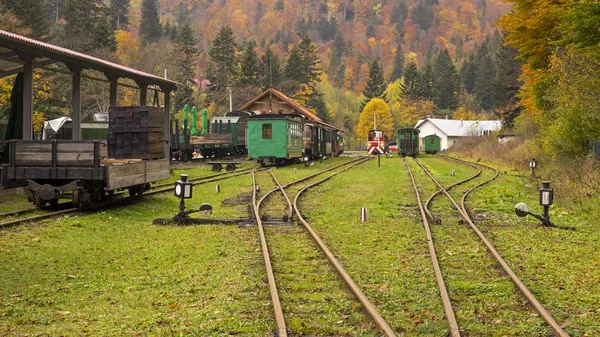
xmin=139 ymin=85 xmax=147 ymax=106
xmin=22 ymin=61 xmax=34 ymax=139
xmin=71 ymin=69 xmax=82 ymax=140
xmin=163 ymin=90 xmax=171 ymax=159
xmin=109 ymin=78 xmax=118 ymax=107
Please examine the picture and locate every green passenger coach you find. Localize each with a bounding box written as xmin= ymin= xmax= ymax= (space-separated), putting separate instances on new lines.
xmin=423 ymin=134 xmax=441 ymax=154
xmin=247 ymin=114 xmax=304 ymax=167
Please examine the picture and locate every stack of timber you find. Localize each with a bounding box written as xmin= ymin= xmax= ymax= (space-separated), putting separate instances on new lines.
xmin=107 ymin=106 xmax=164 ymax=159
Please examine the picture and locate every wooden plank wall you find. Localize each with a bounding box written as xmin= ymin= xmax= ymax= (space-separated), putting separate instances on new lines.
xmin=105 ymin=159 xmax=169 ymax=190
xmin=14 ymin=142 xmax=97 ymax=167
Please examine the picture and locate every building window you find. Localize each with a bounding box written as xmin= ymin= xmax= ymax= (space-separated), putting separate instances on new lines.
xmin=262 ymin=124 xmax=272 ymax=139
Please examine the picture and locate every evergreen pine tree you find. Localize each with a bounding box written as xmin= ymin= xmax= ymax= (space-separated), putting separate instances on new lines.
xmin=110 ymin=0 xmax=130 ymax=29
xmin=360 ymin=60 xmax=387 ymax=112
xmin=461 ymin=53 xmax=476 ymax=93
xmin=255 ymin=2 xmax=265 ymax=22
xmin=492 ymin=42 xmax=522 ymax=126
xmin=332 ymin=32 xmax=346 ymax=59
xmin=175 ymin=2 xmax=190 ymax=27
xmin=238 ymin=42 xmax=261 ymax=88
xmin=411 ymin=0 xmax=433 ymax=31
xmin=402 ymin=62 xmax=419 ymax=99
xmin=207 ymin=25 xmax=238 ymax=92
xmin=474 ymin=42 xmax=494 ymax=110
xmin=308 ymin=93 xmax=330 ymax=122
xmin=259 ymin=47 xmax=283 ymax=90
xmin=415 ymin=62 xmax=433 ymax=100
xmin=335 ymin=64 xmax=346 ymax=87
xmin=45 ymin=0 xmax=67 ymax=24
xmin=63 ymin=0 xmax=105 ymax=51
xmin=274 ymin=0 xmax=284 ymax=11
xmin=433 ymin=50 xmax=460 ymax=110
xmin=3 ymin=0 xmax=48 ymax=39
xmin=169 ymin=25 xmax=179 ymax=42
xmin=91 ymin=15 xmax=117 ymax=52
xmin=285 ymin=36 xmax=323 ymax=92
xmin=390 ymin=44 xmax=405 ymax=82
xmin=140 ymin=0 xmax=162 ymax=44
xmin=284 ymin=47 xmax=304 ymax=84
xmin=391 ymin=0 xmax=408 ymax=34
xmin=174 ymin=22 xmax=199 ymax=109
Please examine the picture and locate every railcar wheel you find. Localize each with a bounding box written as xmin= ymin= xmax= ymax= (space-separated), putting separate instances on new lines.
xmin=72 ymin=189 xmax=82 ymax=207
xmin=226 ymin=164 xmax=236 ymax=172
xmin=34 ymin=193 xmax=46 ymax=208
xmin=128 ymin=187 xmax=137 ymax=196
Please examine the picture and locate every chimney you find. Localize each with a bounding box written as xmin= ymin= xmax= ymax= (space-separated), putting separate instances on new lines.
xmin=461 ymin=119 xmax=463 ymax=127
xmin=446 ymin=115 xmax=448 ymax=119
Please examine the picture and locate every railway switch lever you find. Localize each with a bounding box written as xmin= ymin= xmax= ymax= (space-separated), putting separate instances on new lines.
xmin=515 ymin=181 xmax=574 ymax=230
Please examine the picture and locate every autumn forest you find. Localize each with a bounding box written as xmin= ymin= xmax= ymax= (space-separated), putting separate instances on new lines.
xmin=1 ymin=0 xmax=600 ymax=156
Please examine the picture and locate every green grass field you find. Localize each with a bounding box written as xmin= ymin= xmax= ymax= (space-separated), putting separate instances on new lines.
xmin=1 ymin=155 xmax=599 ymax=336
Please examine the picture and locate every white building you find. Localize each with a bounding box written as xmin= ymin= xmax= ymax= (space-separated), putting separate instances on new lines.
xmin=414 ymin=118 xmax=502 ymax=151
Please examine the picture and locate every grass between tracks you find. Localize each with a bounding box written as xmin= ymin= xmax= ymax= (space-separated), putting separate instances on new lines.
xmin=2 ymin=155 xmax=600 ymax=336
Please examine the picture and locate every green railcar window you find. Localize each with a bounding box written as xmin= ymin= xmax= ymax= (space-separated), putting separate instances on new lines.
xmin=262 ymin=124 xmax=272 ymax=139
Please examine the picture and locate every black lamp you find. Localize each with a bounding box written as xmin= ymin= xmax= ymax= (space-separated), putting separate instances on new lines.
xmin=174 ymin=174 xmax=193 ymax=214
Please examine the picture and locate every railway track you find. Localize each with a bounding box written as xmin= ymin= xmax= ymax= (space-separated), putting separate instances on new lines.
xmin=406 ymin=156 xmax=569 ymax=336
xmin=0 ymin=168 xmax=264 ymax=229
xmin=251 ymin=157 xmax=403 ymax=336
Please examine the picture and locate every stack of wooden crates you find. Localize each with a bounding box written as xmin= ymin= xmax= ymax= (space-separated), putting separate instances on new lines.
xmin=107 ymin=106 xmax=164 ymax=159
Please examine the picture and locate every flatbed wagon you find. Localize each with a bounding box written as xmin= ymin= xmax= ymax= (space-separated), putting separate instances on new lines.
xmin=0 ymin=139 xmax=169 ymax=207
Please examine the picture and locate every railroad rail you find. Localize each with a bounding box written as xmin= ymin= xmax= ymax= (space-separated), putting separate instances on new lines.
xmin=0 ymin=168 xmax=264 ymax=229
xmin=252 ymin=157 xmax=399 ymax=336
xmin=412 ymin=157 xmax=570 ymax=337
xmin=404 ymin=158 xmax=460 ymax=337
xmin=291 ymin=158 xmax=397 ymax=336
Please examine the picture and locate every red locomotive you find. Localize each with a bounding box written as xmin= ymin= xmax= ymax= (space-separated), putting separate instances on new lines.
xmin=366 ymin=129 xmax=386 ymax=155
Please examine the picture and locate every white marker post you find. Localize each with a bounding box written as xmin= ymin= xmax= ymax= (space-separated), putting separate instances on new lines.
xmin=215 ymin=184 xmax=220 ymax=193
xmin=361 ymin=208 xmax=367 ymax=222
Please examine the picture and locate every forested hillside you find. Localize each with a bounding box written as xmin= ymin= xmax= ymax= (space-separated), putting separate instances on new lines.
xmin=1 ymin=0 xmax=520 ymax=148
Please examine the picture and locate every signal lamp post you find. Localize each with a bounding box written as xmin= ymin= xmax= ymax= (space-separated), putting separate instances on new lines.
xmin=174 ymin=174 xmax=193 ymax=213
xmin=515 ymin=181 xmax=574 ymax=230
xmin=529 ymin=158 xmax=537 ymax=176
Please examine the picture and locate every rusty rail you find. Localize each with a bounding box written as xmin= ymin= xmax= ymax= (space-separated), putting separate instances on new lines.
xmin=251 ymin=170 xmax=288 ymax=337
xmin=414 ymin=157 xmax=570 ymax=337
xmin=292 ymin=158 xmax=397 ymax=337
xmin=404 ymin=158 xmax=461 ymax=337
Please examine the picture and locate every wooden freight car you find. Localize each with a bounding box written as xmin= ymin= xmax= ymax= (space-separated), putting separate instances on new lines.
xmin=0 ymin=106 xmax=170 ymax=208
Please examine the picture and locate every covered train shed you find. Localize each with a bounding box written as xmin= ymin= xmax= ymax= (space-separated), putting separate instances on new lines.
xmin=0 ymin=29 xmax=178 ymax=156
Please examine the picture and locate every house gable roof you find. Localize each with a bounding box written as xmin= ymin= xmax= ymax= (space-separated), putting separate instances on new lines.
xmin=239 ymin=88 xmax=322 ymax=122
xmin=415 ymin=118 xmax=502 ymax=137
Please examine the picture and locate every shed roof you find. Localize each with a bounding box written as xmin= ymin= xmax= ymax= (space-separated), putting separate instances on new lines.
xmin=0 ymin=29 xmax=179 ymax=91
xmin=239 ymin=88 xmax=321 ymax=122
xmin=414 ymin=118 xmax=502 ymax=137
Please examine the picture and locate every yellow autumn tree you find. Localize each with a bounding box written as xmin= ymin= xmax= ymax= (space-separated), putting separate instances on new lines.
xmin=354 ymin=98 xmax=394 ymax=141
xmin=32 ymin=111 xmax=45 ymax=138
